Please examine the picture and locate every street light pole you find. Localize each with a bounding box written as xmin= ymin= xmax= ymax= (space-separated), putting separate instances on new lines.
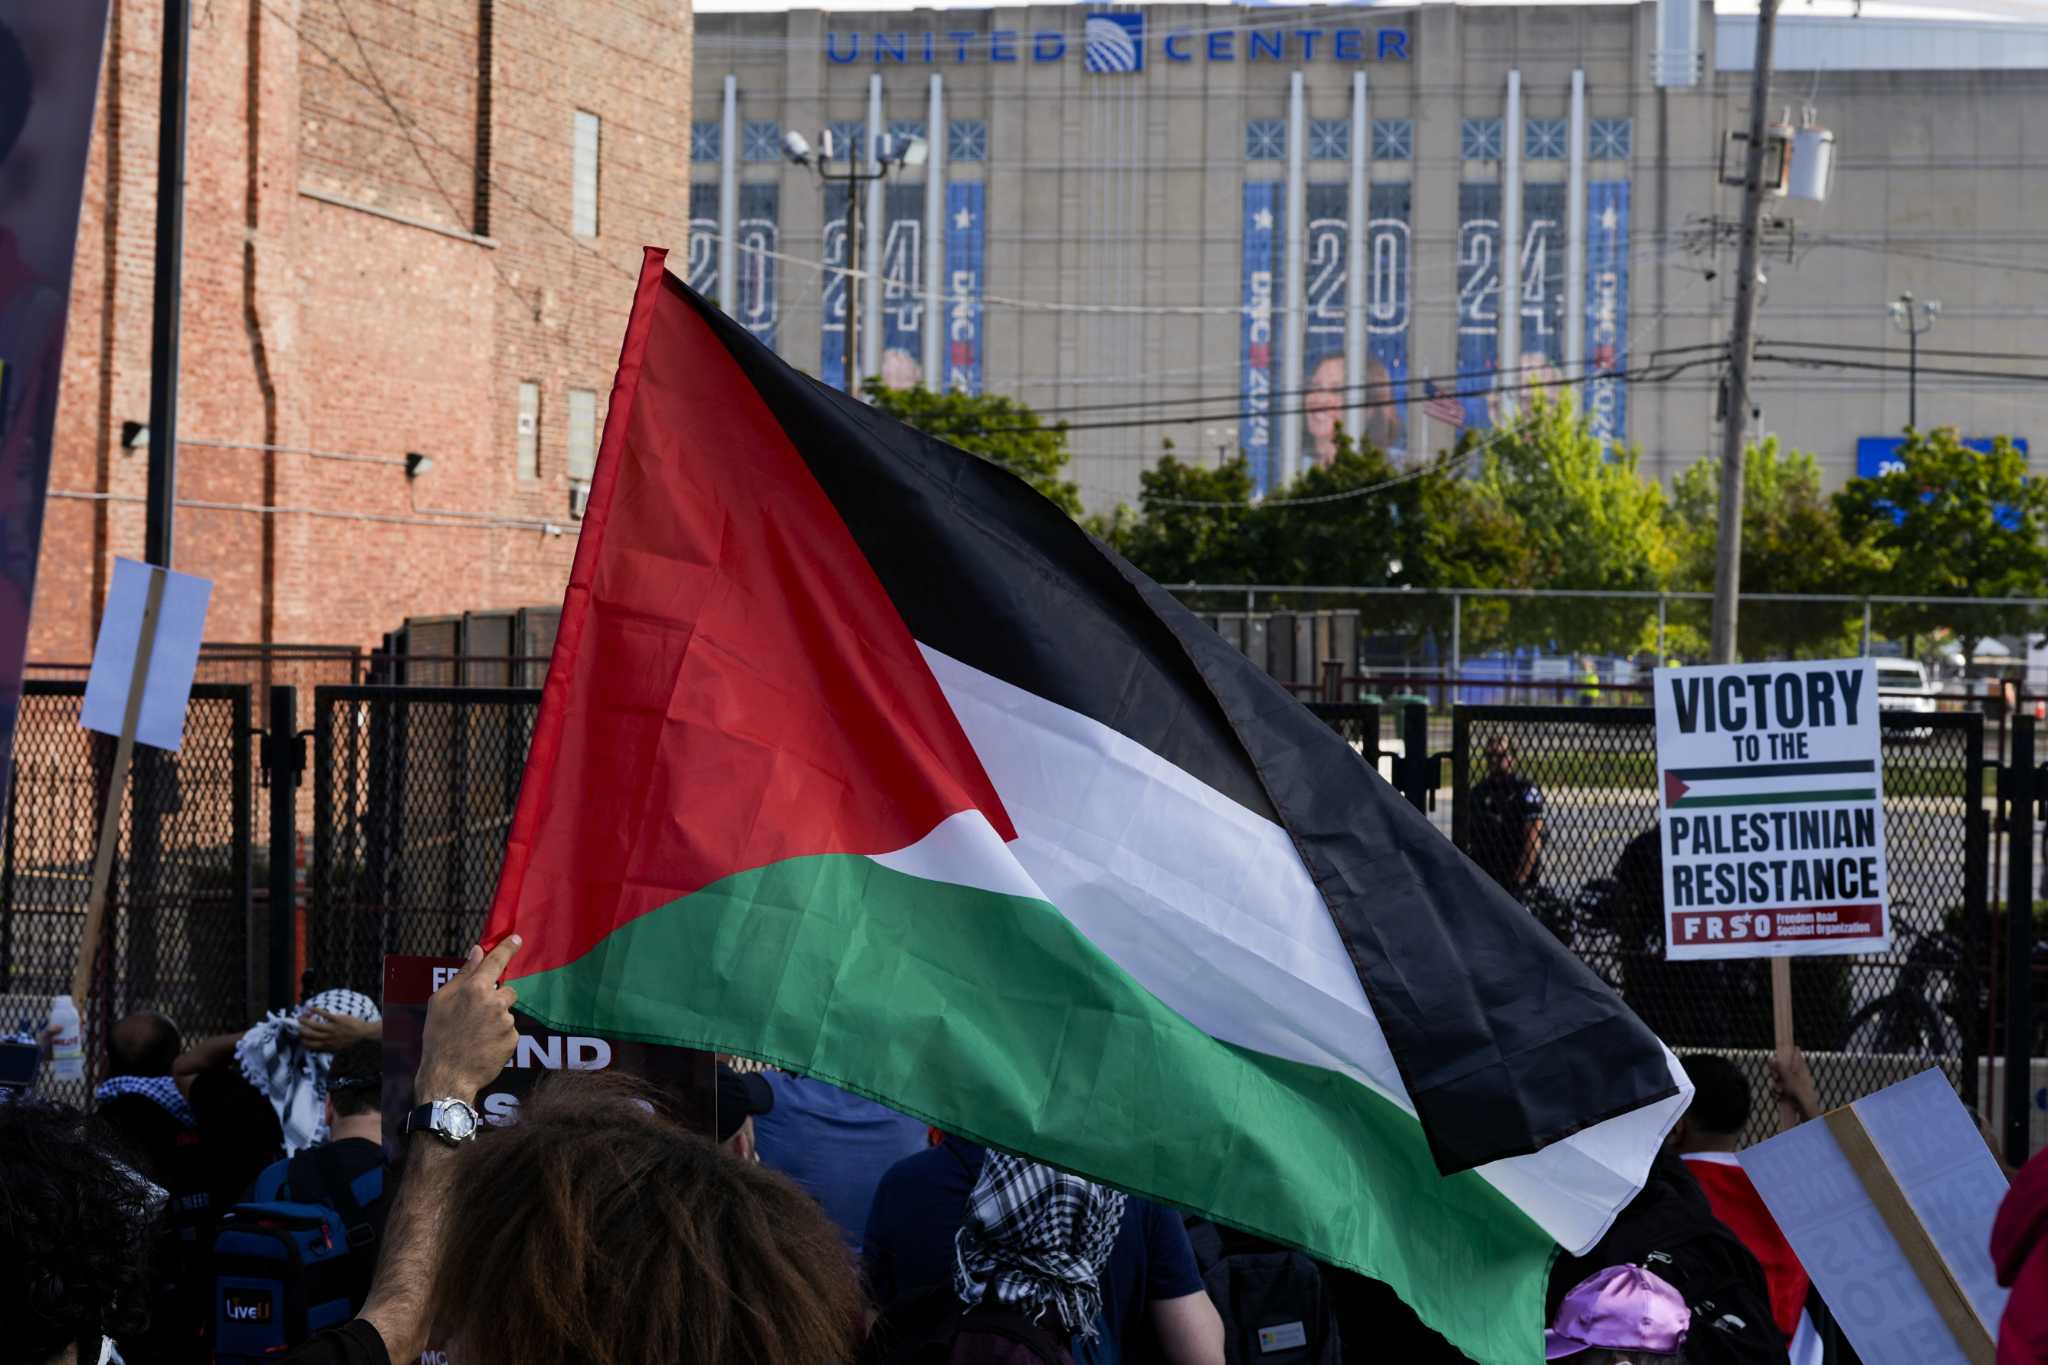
xmin=1889 ymin=290 xmax=1940 ymax=430
xmin=785 ymin=128 xmax=927 ymax=395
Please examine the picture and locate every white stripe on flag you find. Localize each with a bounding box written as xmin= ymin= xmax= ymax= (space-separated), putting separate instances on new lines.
xmin=918 ymin=643 xmax=1690 ymax=1254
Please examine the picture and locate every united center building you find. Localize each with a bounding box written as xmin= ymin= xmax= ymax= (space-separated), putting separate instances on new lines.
xmin=690 ymin=1 xmax=2048 ymax=510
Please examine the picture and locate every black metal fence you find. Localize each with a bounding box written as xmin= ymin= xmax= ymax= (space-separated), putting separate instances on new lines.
xmin=1445 ymin=706 xmax=1988 ymax=1148
xmin=0 ymin=678 xmax=2021 ymax=1158
xmin=309 ymin=687 xmax=535 ymax=998
xmin=0 ymin=682 xmax=253 ymax=1107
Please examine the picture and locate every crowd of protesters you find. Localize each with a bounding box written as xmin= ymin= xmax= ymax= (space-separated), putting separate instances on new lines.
xmin=11 ymin=937 xmax=2048 ymax=1365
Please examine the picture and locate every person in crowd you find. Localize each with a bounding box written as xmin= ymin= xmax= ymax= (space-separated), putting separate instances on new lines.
xmin=1997 ymin=1141 xmax=2048 ymax=1363
xmin=1668 ymin=1053 xmax=1814 ymax=1357
xmin=241 ymin=1037 xmax=393 ymax=1309
xmin=950 ymin=1152 xmax=1130 ymax=1364
xmin=177 ymin=990 xmax=381 ymax=1156
xmin=1468 ymin=736 xmax=1545 ymax=899
xmin=1544 ymin=1264 xmax=1689 ymax=1364
xmin=1549 ymin=1139 xmax=1788 ymax=1365
xmin=865 ymin=1132 xmax=1223 ymax=1365
xmin=281 ymin=936 xmax=864 ymax=1365
xmin=753 ymin=1068 xmax=929 ymax=1254
xmin=715 ymin=1060 xmax=776 ymax=1161
xmin=94 ymin=1010 xmax=195 ymax=1169
xmin=3 ymin=1098 xmax=160 ymax=1365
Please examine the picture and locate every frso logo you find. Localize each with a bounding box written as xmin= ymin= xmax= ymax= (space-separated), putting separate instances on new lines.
xmin=1083 ymin=12 xmax=1143 ymax=73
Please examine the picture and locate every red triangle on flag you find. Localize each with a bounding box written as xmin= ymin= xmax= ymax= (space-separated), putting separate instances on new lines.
xmin=1664 ymin=770 xmax=1691 ymax=807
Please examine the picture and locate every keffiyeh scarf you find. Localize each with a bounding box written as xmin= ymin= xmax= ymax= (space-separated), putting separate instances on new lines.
xmin=235 ymin=989 xmax=378 ymax=1155
xmin=93 ymin=1074 xmax=195 ymax=1128
xmin=953 ymin=1151 xmax=1129 ymax=1341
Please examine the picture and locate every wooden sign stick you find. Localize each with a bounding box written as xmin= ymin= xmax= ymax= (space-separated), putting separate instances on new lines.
xmin=70 ymin=565 xmax=168 ymax=1005
xmin=1771 ymin=955 xmax=1798 ymax=1126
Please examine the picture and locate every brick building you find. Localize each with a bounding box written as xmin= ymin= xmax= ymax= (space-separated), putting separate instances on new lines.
xmin=33 ymin=0 xmax=693 ymax=661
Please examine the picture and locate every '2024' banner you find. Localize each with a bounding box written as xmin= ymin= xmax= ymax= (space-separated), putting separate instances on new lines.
xmin=686 ymin=182 xmax=780 ymax=352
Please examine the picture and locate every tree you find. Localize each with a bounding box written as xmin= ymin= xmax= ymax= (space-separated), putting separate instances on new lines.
xmin=1255 ymin=433 xmax=1420 ymax=589
xmin=1112 ymin=451 xmax=1262 ymax=586
xmin=1835 ymin=428 xmax=2048 ymax=665
xmin=1669 ymin=438 xmax=1882 ymax=659
xmin=1421 ymin=397 xmax=1673 ymax=655
xmin=866 ymin=384 xmax=1083 ymax=516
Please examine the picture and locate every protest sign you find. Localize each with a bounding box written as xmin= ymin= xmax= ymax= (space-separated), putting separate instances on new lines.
xmin=380 ymin=954 xmax=717 ymax=1149
xmin=1654 ymin=658 xmax=1888 ymax=960
xmin=1741 ymin=1069 xmax=2007 ymax=1365
xmin=81 ymin=557 xmax=213 ymax=752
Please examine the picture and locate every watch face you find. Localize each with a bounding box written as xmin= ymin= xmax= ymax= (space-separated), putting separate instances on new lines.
xmin=440 ymin=1100 xmax=479 ymax=1141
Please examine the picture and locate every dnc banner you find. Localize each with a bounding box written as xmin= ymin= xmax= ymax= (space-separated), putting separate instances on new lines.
xmin=1455 ymin=182 xmax=1501 ymax=432
xmin=944 ymin=182 xmax=985 ymax=394
xmin=1585 ymin=180 xmax=1631 ymax=451
xmin=683 ymin=182 xmax=779 ymax=352
xmin=1241 ymin=181 xmax=1281 ymax=494
xmin=880 ymin=183 xmax=927 ymax=389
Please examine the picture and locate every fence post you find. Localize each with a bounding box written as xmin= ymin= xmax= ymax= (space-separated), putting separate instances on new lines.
xmin=1860 ymin=600 xmax=1873 ymax=656
xmin=1399 ymin=700 xmax=1430 ymax=812
xmin=2007 ymin=711 xmax=2036 ymax=1168
xmin=1450 ymin=594 xmax=1462 ymax=684
xmin=1656 ymin=595 xmax=1667 ymax=663
xmin=265 ymin=685 xmax=299 ymax=1011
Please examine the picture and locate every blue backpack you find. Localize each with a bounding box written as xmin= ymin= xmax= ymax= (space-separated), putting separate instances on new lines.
xmin=211 ymin=1157 xmax=385 ymax=1360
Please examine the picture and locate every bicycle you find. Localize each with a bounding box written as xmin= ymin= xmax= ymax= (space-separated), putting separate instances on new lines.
xmin=1842 ymin=925 xmax=1965 ymax=1060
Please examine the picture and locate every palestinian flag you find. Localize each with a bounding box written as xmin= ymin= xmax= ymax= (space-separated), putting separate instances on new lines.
xmin=485 ymin=251 xmax=1690 ymax=1364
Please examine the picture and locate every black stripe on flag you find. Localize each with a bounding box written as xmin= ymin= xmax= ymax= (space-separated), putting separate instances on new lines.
xmin=686 ymin=288 xmax=1676 ymax=1173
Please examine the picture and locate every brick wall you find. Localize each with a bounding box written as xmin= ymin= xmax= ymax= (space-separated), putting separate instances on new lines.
xmin=34 ymin=0 xmax=693 ymax=661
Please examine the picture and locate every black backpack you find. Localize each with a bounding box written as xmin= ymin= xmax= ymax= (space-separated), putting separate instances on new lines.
xmin=1550 ymin=1151 xmax=1790 ymax=1365
xmin=1185 ymin=1220 xmax=1342 ymax=1365
xmin=210 ymin=1154 xmax=385 ymax=1361
xmin=860 ymin=1288 xmax=1072 ymax=1365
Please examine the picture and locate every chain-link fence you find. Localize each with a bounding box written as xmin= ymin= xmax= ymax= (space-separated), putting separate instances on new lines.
xmin=1449 ymin=705 xmax=1987 ymax=1146
xmin=310 ymin=686 xmax=536 ymax=998
xmin=0 ymin=683 xmax=253 ymax=1107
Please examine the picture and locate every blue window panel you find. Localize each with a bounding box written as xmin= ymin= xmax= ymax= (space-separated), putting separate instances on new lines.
xmin=1461 ymin=117 xmax=1503 ymax=161
xmin=742 ymin=120 xmax=782 ymax=162
xmin=949 ymin=119 xmax=988 ymax=162
xmin=1308 ymin=118 xmax=1349 ymax=161
xmin=1246 ymin=119 xmax=1286 ymax=161
xmin=691 ymin=120 xmax=721 ymax=163
xmin=1525 ymin=118 xmax=1567 ymax=160
xmin=1371 ymin=118 xmax=1412 ymax=160
xmin=887 ymin=118 xmax=926 ymax=149
xmin=827 ymin=121 xmax=866 ymax=162
xmin=1591 ymin=117 xmax=1633 ymax=160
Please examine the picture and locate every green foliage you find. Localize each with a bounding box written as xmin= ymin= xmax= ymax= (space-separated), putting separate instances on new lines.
xmin=1111 ymin=453 xmax=1261 ymax=585
xmin=1669 ymin=438 xmax=1881 ymax=659
xmin=866 ymin=384 xmax=1083 ymax=516
xmin=1421 ymin=398 xmax=1673 ymax=654
xmin=1834 ymin=428 xmax=2048 ymax=660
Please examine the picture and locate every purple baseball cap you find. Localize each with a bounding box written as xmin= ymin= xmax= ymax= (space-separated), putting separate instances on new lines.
xmin=1544 ymin=1264 xmax=1689 ymax=1360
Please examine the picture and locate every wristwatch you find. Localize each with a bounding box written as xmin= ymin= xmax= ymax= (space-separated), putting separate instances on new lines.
xmin=402 ymin=1096 xmax=481 ymax=1146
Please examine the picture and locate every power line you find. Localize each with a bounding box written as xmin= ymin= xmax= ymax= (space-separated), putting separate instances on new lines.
xmin=1754 ymin=352 xmax=2048 ymax=383
xmin=1758 ymin=337 xmax=2048 ymax=366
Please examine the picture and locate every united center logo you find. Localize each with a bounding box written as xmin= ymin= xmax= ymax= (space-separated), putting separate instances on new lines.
xmin=1083 ymin=12 xmax=1143 ymax=73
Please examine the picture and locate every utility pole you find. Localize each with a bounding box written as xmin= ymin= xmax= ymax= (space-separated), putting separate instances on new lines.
xmin=1890 ymin=290 xmax=1940 ymax=430
xmin=146 ymin=0 xmax=191 ymax=568
xmin=784 ymin=128 xmax=925 ymax=394
xmin=1709 ymin=0 xmax=1781 ymax=667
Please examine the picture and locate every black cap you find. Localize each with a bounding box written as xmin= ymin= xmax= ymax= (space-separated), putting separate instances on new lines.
xmin=715 ymin=1063 xmax=774 ymax=1143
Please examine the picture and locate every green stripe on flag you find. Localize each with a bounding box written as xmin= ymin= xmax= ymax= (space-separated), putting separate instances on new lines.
xmin=512 ymin=852 xmax=1555 ymax=1365
xmin=1671 ymin=788 xmax=1878 ymax=809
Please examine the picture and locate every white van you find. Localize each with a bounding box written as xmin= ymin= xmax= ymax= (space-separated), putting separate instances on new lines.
xmin=1875 ymin=660 xmax=1938 ymax=717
